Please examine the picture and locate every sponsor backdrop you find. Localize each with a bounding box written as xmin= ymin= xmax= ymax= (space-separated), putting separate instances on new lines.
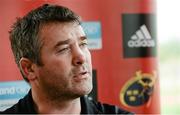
xmin=0 ymin=0 xmax=160 ymax=114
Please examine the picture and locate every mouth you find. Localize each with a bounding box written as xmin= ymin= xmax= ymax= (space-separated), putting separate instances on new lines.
xmin=73 ymin=71 xmax=90 ymax=82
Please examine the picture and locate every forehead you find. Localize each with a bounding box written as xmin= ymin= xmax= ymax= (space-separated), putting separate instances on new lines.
xmin=39 ymin=22 xmax=84 ymax=37
xmin=38 ymin=22 xmax=85 ymax=45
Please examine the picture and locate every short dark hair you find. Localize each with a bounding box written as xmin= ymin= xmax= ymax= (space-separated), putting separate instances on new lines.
xmin=9 ymin=4 xmax=81 ymax=81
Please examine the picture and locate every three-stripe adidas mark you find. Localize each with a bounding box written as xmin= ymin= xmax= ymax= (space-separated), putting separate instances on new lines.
xmin=128 ymin=24 xmax=155 ymax=48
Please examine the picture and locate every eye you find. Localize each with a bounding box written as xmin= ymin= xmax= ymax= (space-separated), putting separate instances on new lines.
xmin=57 ymin=47 xmax=70 ymax=53
xmin=79 ymin=40 xmax=88 ymax=48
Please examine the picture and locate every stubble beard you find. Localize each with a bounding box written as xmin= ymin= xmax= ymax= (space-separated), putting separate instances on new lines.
xmin=41 ymin=65 xmax=93 ymax=102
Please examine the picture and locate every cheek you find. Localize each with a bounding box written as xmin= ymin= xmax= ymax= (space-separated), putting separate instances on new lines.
xmin=85 ymin=51 xmax=92 ymax=75
xmin=39 ymin=57 xmax=71 ymax=78
xmin=86 ymin=51 xmax=92 ymax=64
xmin=49 ymin=61 xmax=70 ymax=75
xmin=47 ymin=55 xmax=72 ymax=70
xmin=37 ymin=63 xmax=69 ymax=85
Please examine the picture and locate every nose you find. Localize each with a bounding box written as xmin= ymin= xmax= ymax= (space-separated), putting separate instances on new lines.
xmin=72 ymin=46 xmax=86 ymax=66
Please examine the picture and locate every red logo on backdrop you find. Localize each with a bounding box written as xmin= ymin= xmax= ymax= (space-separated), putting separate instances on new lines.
xmin=120 ymin=71 xmax=157 ymax=107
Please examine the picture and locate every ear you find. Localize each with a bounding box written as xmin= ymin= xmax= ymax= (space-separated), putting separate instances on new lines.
xmin=19 ymin=57 xmax=37 ymax=81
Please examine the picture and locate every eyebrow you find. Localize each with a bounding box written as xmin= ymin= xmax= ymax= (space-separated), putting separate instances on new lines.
xmin=54 ymin=39 xmax=71 ymax=49
xmin=54 ymin=36 xmax=87 ymax=48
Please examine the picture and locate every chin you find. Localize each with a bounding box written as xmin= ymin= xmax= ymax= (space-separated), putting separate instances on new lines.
xmin=84 ymin=86 xmax=93 ymax=95
xmin=76 ymin=84 xmax=93 ymax=97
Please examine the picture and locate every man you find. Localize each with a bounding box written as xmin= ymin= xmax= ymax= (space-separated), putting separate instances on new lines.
xmin=1 ymin=4 xmax=132 ymax=114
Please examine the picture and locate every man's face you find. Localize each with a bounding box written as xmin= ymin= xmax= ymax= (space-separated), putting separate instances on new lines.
xmin=35 ymin=22 xmax=92 ymax=100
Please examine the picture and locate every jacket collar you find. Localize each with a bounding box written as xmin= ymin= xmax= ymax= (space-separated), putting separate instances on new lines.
xmin=26 ymin=90 xmax=102 ymax=114
xmin=80 ymin=96 xmax=102 ymax=114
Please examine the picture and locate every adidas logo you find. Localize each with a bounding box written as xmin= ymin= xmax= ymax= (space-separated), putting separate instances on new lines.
xmin=128 ymin=24 xmax=155 ymax=48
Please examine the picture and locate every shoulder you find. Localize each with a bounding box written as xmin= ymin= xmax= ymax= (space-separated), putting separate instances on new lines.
xmin=80 ymin=96 xmax=133 ymax=114
xmin=0 ymin=98 xmax=24 ymax=113
xmin=0 ymin=90 xmax=36 ymax=114
xmin=93 ymin=100 xmax=133 ymax=114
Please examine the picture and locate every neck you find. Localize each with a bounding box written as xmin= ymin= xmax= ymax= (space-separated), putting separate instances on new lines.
xmin=31 ymin=89 xmax=81 ymax=114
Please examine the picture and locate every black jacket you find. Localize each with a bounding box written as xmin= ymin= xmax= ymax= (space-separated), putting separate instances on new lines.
xmin=1 ymin=91 xmax=132 ymax=114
